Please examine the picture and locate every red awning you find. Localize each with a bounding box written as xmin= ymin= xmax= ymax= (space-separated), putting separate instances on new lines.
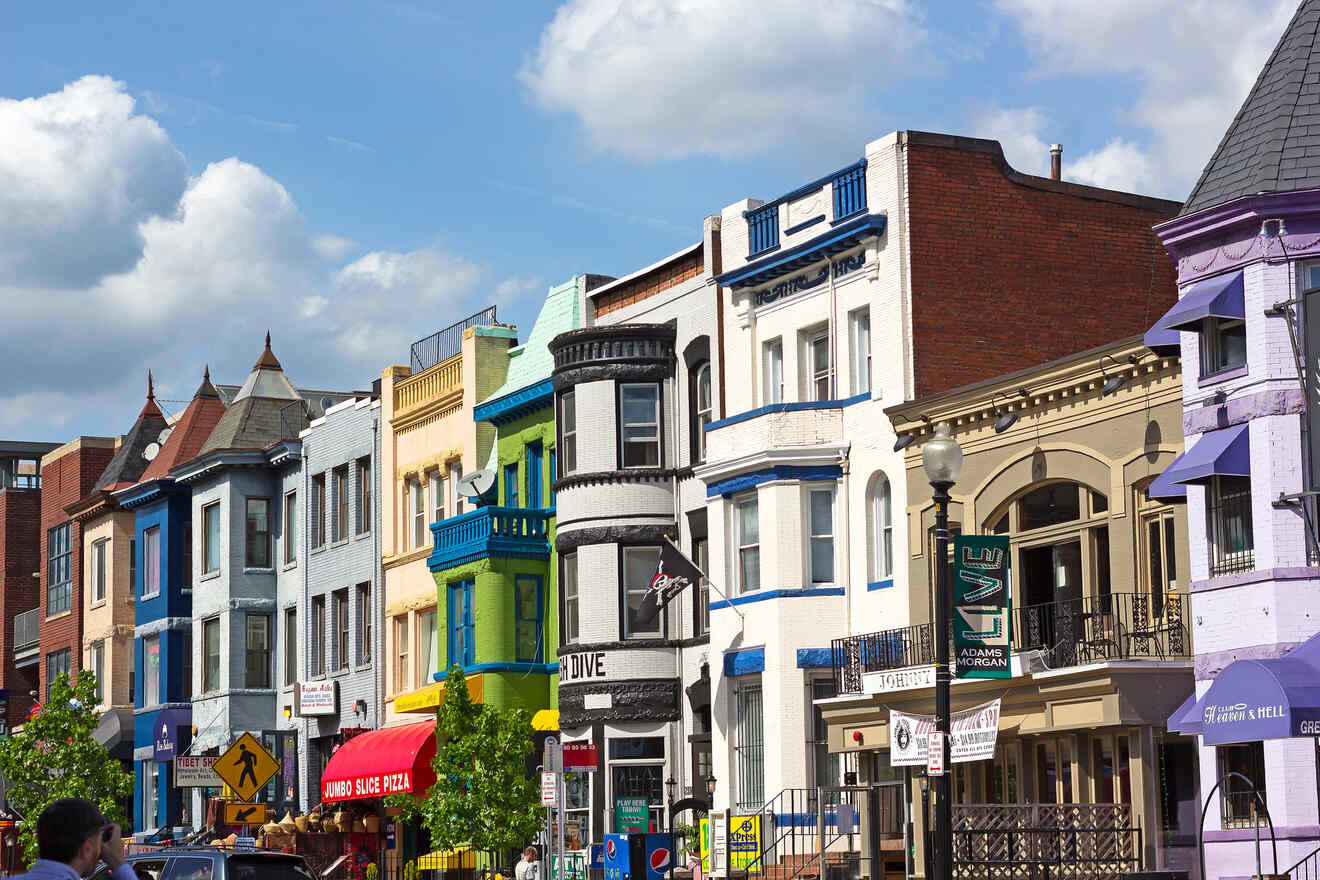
xmin=320 ymin=721 xmax=437 ymax=802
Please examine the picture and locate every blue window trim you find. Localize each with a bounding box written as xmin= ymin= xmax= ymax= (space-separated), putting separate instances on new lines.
xmin=705 ymin=393 xmax=870 ymax=432
xmin=473 ymin=377 xmax=554 ymax=426
xmin=866 ymin=578 xmax=894 ymax=592
xmin=796 ymin=648 xmax=833 ymax=669
xmin=784 ymin=214 xmax=827 ymax=236
xmin=716 ymin=213 xmax=886 ymax=290
xmin=433 ymin=660 xmax=557 ymax=680
xmin=447 ymin=580 xmax=474 ymax=668
xmin=527 ymin=440 xmax=543 ymax=509
xmin=514 ymin=573 xmax=544 ymax=664
xmin=549 ymin=448 xmax=557 ymax=504
xmin=710 ymin=586 xmax=845 ymax=611
xmin=723 ymin=646 xmax=765 ymax=676
xmin=706 ymin=466 xmax=842 ymax=499
xmin=503 ymin=462 xmax=519 ymax=508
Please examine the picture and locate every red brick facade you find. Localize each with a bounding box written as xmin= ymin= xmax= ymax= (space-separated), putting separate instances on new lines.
xmin=904 ymin=134 xmax=1181 ymax=398
xmin=38 ymin=439 xmax=114 ymax=700
xmin=0 ymin=488 xmax=42 ymax=728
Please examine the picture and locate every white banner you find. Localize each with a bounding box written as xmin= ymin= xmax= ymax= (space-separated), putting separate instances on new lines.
xmin=889 ymin=698 xmax=1002 ymax=767
xmin=174 ymin=756 xmax=222 ymax=787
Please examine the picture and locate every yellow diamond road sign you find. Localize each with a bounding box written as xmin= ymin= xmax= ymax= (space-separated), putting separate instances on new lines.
xmin=216 ymin=732 xmax=280 ymax=802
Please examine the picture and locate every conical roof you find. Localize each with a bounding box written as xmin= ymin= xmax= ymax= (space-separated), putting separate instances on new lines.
xmin=90 ymin=373 xmax=169 ymax=492
xmin=233 ymin=331 xmax=298 ymax=402
xmin=198 ymin=336 xmax=303 ymax=455
xmin=141 ymin=366 xmax=228 ymax=480
xmin=1182 ymin=1 xmax=1320 ymax=215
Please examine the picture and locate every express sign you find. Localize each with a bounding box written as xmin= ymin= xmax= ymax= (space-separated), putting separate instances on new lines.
xmin=322 ymin=770 xmax=415 ymax=801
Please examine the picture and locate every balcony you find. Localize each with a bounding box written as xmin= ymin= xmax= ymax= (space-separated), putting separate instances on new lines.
xmin=410 ymin=306 xmax=497 ymax=373
xmin=831 ymin=592 xmax=1189 ymax=695
xmin=393 ymin=356 xmax=463 ymax=424
xmin=428 ymin=506 xmax=551 ymax=572
xmin=13 ymin=608 xmax=38 ymax=666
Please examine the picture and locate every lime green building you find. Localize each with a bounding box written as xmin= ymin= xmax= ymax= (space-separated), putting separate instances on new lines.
xmin=427 ymin=275 xmax=593 ymax=721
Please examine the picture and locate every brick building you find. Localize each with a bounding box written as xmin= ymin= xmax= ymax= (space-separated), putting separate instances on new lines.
xmin=38 ymin=436 xmax=115 ymax=701
xmin=0 ymin=440 xmax=59 ymax=730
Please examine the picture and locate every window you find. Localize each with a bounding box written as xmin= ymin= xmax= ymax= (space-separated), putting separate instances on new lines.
xmin=808 ymin=488 xmax=835 ymax=584
xmin=610 ymin=738 xmax=667 ymax=832
xmin=357 ymin=583 xmax=372 ymax=665
xmin=448 ymin=583 xmax=474 ymax=668
xmin=1208 ymin=475 xmax=1254 ymax=575
xmin=284 ymin=608 xmax=297 ymax=686
xmin=450 ymin=463 xmax=465 ymax=516
xmin=142 ymin=526 xmax=161 ymax=598
xmin=203 ymin=618 xmax=220 ymax=692
xmin=693 ymin=362 xmax=713 ymax=462
xmin=807 ymin=679 xmax=839 ymax=792
xmin=130 ymin=538 xmax=137 ymax=597
xmin=333 ymin=466 xmax=349 ymax=542
xmin=429 ymin=471 xmax=444 ymax=526
xmin=694 ymin=537 xmax=710 ymax=637
xmin=1218 ymin=742 xmax=1266 ymax=828
xmin=312 ymin=474 xmax=326 ymax=548
xmin=563 ymin=553 xmax=579 ymax=645
xmin=504 ymin=462 xmax=519 ymax=508
xmin=808 ymin=330 xmax=831 ymax=401
xmin=850 ymin=309 xmax=872 ymax=395
xmin=623 ymin=546 xmax=662 ymax=639
xmin=311 ymin=597 xmax=326 ymax=676
xmin=1141 ymin=509 xmax=1178 ymax=618
xmin=245 ymin=498 xmax=271 ymax=568
xmin=90 ymin=640 xmax=105 ymax=704
xmin=411 ymin=479 xmax=427 ymax=549
xmin=527 ymin=441 xmax=543 ymax=508
xmin=763 ymin=339 xmax=784 ymax=405
xmin=515 ymin=575 xmax=542 ymax=662
xmin=1201 ymin=317 xmax=1247 ymax=376
xmin=143 ymin=635 xmax=160 ymax=707
xmin=45 ymin=649 xmax=70 ymax=699
xmin=620 ymin=384 xmax=661 ymax=468
xmin=244 ymin=613 xmax=270 ymax=688
xmin=418 ymin=608 xmax=438 ymax=685
xmin=736 ymin=497 xmax=760 ymax=593
xmin=91 ymin=538 xmax=108 ymax=603
xmin=333 ymin=589 xmax=349 ymax=671
xmin=393 ymin=615 xmax=410 ymax=692
xmin=47 ymin=523 xmax=72 ymax=615
xmin=283 ymin=491 xmax=297 ymax=564
xmin=870 ymin=473 xmax=893 ymax=581
xmin=560 ymin=391 xmax=577 ymax=475
xmin=549 ymin=448 xmax=557 ymax=503
xmin=143 ymin=763 xmax=160 ymax=831
xmin=356 ymin=457 xmax=372 ymax=535
xmin=182 ymin=629 xmax=192 ymax=701
xmin=1018 ymin=483 xmax=1081 ymax=531
xmin=734 ymin=681 xmax=765 ymax=810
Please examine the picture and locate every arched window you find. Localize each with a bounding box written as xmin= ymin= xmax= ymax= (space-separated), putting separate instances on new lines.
xmin=692 ymin=361 xmax=712 ymax=462
xmin=868 ymin=472 xmax=893 ymax=581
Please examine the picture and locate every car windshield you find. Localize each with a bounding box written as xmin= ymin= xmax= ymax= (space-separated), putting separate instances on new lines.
xmin=227 ymin=857 xmax=317 ymax=880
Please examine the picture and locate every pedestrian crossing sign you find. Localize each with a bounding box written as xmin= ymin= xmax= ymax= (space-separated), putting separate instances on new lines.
xmin=216 ymin=732 xmax=280 ymax=801
xmin=224 ymin=801 xmax=268 ymax=826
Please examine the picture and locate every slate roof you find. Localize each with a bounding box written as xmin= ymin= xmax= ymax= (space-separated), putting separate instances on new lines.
xmin=141 ymin=368 xmax=227 ymax=481
xmin=480 ymin=276 xmax=584 ymax=403
xmin=90 ymin=376 xmax=168 ymax=493
xmin=197 ymin=337 xmax=305 ymax=456
xmin=1182 ymin=1 xmax=1320 ymax=215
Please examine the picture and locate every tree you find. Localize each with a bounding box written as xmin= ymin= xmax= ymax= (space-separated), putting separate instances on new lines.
xmin=388 ymin=667 xmax=542 ymax=855
xmin=0 ymin=671 xmax=134 ymax=857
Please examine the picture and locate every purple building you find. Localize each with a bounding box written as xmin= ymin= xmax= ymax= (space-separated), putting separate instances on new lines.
xmin=1151 ymin=3 xmax=1320 ymax=876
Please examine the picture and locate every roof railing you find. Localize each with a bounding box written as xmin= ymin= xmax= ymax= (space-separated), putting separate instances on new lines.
xmin=409 ymin=306 xmax=498 ymax=373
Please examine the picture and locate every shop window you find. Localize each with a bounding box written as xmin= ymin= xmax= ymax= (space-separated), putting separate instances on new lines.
xmin=868 ymin=473 xmax=893 ymax=580
xmin=1159 ymin=740 xmax=1199 ymax=844
xmin=515 ymin=575 xmax=543 ymax=663
xmin=1218 ymin=742 xmax=1266 ymax=828
xmin=560 ymin=392 xmax=577 ymax=475
xmin=1036 ymin=743 xmax=1057 ymax=804
xmin=620 ymin=383 xmax=662 ymax=468
xmin=1093 ymin=738 xmax=1115 ymax=803
xmin=1059 ymin=740 xmax=1074 ymax=803
xmin=245 ymin=498 xmax=271 ymax=568
xmin=609 ymin=737 xmax=666 ymax=832
xmin=1200 ymin=317 xmax=1246 ymax=376
xmin=736 ymin=496 xmax=760 ymax=593
xmin=734 ymin=681 xmax=765 ymax=810
xmin=609 ymin=738 xmax=666 ymax=760
xmin=764 ymin=339 xmax=784 ymax=404
xmin=1018 ymin=483 xmax=1081 ymax=531
xmin=1207 ymin=475 xmax=1254 ymax=575
xmin=562 ymin=553 xmax=579 ymax=645
xmin=357 ymin=457 xmax=372 ymax=535
xmin=622 ymin=546 xmax=662 ymax=639
xmin=143 ymin=763 xmax=159 ymax=831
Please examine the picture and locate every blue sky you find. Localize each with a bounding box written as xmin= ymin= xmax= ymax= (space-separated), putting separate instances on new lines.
xmin=0 ymin=0 xmax=1299 ymax=440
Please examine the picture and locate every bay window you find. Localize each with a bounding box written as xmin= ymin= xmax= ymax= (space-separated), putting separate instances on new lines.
xmin=736 ymin=496 xmax=760 ymax=593
xmin=620 ymin=383 xmax=661 ymax=468
xmin=623 ymin=546 xmax=663 ymax=639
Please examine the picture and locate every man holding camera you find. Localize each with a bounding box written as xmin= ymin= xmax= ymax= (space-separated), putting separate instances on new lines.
xmin=12 ymin=799 xmax=133 ymax=880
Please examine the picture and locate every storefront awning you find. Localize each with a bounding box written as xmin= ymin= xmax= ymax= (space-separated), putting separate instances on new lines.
xmin=1156 ymin=270 xmax=1245 ymax=332
xmin=93 ymin=707 xmax=135 ymax=760
xmin=531 ymin=709 xmax=558 ymax=732
xmin=1146 ymin=465 xmax=1187 ymax=502
xmin=1168 ymin=692 xmax=1202 ymax=737
xmin=1143 ymin=323 xmax=1182 ymax=357
xmin=1160 ymin=423 xmax=1249 ymax=486
xmin=393 ymin=674 xmax=484 ymax=714
xmin=319 ymin=721 xmax=437 ymax=802
xmin=1169 ymin=632 xmax=1320 ymax=745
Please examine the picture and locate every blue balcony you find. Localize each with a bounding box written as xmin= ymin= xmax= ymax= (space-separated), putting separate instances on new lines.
xmin=428 ymin=506 xmax=552 ymax=572
xmin=745 ymin=203 xmax=780 ymax=257
xmin=831 ymin=162 xmax=867 ymax=222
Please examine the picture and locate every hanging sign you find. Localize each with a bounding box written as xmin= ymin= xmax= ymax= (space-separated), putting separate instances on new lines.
xmin=953 ymin=535 xmax=1012 ymax=679
xmin=889 ymin=698 xmax=1002 ymax=767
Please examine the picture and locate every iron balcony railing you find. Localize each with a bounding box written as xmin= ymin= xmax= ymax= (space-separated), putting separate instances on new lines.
xmin=746 ymin=203 xmax=780 ymax=257
xmin=13 ymin=608 xmax=38 ymax=651
xmin=409 ymin=305 xmax=497 ymax=374
xmin=832 ymin=591 xmax=1188 ymax=694
xmin=429 ymin=506 xmax=551 ymax=571
xmin=831 ymin=162 xmax=867 ymax=221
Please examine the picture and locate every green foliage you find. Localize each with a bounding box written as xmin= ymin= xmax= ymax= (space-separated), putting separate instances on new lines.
xmin=674 ymin=821 xmax=703 ymax=858
xmin=412 ymin=667 xmax=542 ymax=853
xmin=0 ymin=672 xmax=134 ymax=856
xmin=401 ymin=862 xmax=417 ymax=880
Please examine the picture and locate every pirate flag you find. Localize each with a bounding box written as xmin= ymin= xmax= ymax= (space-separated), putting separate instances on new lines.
xmin=636 ymin=537 xmax=705 ymax=626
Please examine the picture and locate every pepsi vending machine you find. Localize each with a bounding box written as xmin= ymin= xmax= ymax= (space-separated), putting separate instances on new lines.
xmin=603 ymin=833 xmax=673 ymax=880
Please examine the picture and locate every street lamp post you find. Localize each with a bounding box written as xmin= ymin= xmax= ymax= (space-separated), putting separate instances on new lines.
xmin=922 ymin=422 xmax=962 ymax=880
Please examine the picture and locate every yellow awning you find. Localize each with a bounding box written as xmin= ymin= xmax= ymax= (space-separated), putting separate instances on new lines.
xmin=531 ymin=709 xmax=559 ymax=731
xmin=394 ymin=675 xmax=483 ymax=714
xmin=416 ymin=849 xmax=475 ymax=871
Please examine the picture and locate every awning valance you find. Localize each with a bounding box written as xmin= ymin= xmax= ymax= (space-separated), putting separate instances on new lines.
xmin=393 ymin=674 xmax=483 ymax=714
xmin=531 ymin=709 xmax=559 ymax=732
xmin=319 ymin=721 xmax=437 ymax=802
xmin=1160 ymin=424 xmax=1249 ymax=486
xmin=1146 ymin=466 xmax=1188 ymax=502
xmin=1143 ymin=323 xmax=1182 ymax=357
xmin=1157 ymin=270 xmax=1245 ymax=332
xmin=1169 ymin=632 xmax=1320 ymax=744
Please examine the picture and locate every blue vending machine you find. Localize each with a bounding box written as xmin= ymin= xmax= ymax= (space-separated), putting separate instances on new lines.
xmin=604 ymin=833 xmax=673 ymax=880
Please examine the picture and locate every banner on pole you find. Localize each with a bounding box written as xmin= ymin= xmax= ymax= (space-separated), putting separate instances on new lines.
xmin=889 ymin=698 xmax=1002 ymax=767
xmin=953 ymin=535 xmax=1012 ymax=679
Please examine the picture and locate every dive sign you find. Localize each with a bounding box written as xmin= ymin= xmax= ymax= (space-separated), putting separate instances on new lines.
xmin=953 ymin=535 xmax=1011 ymax=680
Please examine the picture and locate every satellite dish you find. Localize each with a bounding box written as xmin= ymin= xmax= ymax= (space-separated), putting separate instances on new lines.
xmin=456 ymin=469 xmax=496 ymax=502
xmin=142 ymin=442 xmax=161 ymax=462
xmin=157 ymin=426 xmax=173 ymax=445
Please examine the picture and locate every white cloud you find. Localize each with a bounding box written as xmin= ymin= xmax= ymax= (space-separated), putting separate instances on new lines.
xmin=995 ymin=0 xmax=1297 ymax=197
xmin=971 ymin=105 xmax=1052 ymax=176
xmin=521 ymin=0 xmax=929 ymax=160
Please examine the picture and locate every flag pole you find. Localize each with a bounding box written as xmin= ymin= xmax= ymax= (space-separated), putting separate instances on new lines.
xmin=663 ymin=535 xmax=744 ymax=625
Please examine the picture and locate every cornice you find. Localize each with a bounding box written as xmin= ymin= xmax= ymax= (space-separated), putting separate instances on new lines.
xmin=694 ymin=443 xmax=850 ymax=485
xmin=383 ymin=546 xmax=432 ymax=571
xmin=392 ymin=388 xmax=465 ymax=431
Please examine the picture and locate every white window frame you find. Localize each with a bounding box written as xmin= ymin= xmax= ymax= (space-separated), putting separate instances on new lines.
xmin=394 ymin=614 xmax=410 ymax=693
xmin=763 ymin=339 xmax=784 ymax=405
xmin=144 ymin=633 xmax=161 ymax=708
xmin=430 ymin=471 xmax=445 ymax=524
xmin=620 ymin=383 xmax=662 ymax=469
xmin=561 ymin=391 xmax=577 ymax=475
xmin=91 ymin=537 xmax=108 ymax=604
xmin=417 ymin=608 xmax=437 ymax=689
xmin=563 ymin=552 xmax=579 ymax=645
xmin=284 ymin=490 xmax=298 ymax=565
xmin=850 ymin=308 xmax=871 ymax=395
xmin=736 ymin=495 xmax=761 ymax=594
xmin=411 ymin=479 xmax=427 ymax=550
xmin=91 ymin=640 xmax=105 ymax=704
xmin=202 ymin=501 xmax=221 ymax=574
xmin=807 ymin=329 xmax=831 ymax=402
xmin=694 ymin=362 xmax=713 ymax=462
xmin=871 ymin=473 xmax=893 ymax=581
xmin=807 ymin=486 xmax=836 ymax=585
xmin=622 ymin=546 xmax=663 ymax=640
xmin=142 ymin=525 xmax=161 ymax=599
xmin=450 ymin=462 xmax=465 ymax=515
xmin=1200 ymin=316 xmax=1247 ymax=377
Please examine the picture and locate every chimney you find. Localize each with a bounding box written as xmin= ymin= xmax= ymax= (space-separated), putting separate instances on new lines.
xmin=1049 ymin=144 xmax=1062 ymax=181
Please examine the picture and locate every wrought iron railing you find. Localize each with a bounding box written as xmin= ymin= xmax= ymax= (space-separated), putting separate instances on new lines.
xmin=831 ymin=162 xmax=867 ymax=221
xmin=279 ymin=399 xmax=310 ymax=440
xmin=746 ymin=203 xmax=780 ymax=256
xmin=1288 ymin=841 xmax=1320 ymax=879
xmin=951 ymin=803 xmax=1141 ymax=880
xmin=832 ymin=592 xmax=1188 ymax=694
xmin=13 ymin=608 xmax=38 ymax=651
xmin=409 ymin=305 xmax=497 ymax=373
xmin=738 ymin=787 xmax=865 ymax=877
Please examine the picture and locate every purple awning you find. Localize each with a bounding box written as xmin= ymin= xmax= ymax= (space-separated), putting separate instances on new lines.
xmin=1146 ymin=465 xmax=1187 ymax=502
xmin=1169 ymin=632 xmax=1320 ymax=745
xmin=1157 ymin=270 xmax=1245 ymax=332
xmin=1143 ymin=323 xmax=1182 ymax=357
xmin=1161 ymin=423 xmax=1250 ymax=485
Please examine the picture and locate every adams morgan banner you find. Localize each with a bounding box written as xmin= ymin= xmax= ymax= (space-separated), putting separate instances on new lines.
xmin=953 ymin=535 xmax=1011 ymax=679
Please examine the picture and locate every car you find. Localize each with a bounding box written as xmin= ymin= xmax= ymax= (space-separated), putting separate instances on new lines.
xmin=89 ymin=846 xmax=318 ymax=880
